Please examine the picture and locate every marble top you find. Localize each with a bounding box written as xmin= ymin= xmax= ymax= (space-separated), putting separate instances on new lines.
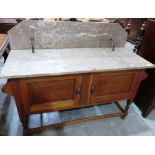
xmin=0 ymin=48 xmax=154 ymax=79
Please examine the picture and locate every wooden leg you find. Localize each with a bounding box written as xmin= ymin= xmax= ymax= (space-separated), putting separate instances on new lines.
xmin=23 ymin=128 xmax=30 ymax=136
xmin=121 ymin=100 xmax=133 ymax=119
xmin=22 ymin=115 xmax=30 ymax=136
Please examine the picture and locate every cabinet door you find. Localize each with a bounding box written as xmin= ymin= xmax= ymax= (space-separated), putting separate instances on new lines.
xmin=89 ymin=71 xmax=137 ymax=104
xmin=19 ymin=75 xmax=82 ymax=113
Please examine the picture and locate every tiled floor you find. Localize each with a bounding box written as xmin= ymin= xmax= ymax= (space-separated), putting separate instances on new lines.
xmin=1 ymin=42 xmax=155 ymax=136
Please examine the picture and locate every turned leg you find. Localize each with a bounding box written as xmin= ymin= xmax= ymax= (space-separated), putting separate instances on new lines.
xmin=22 ymin=115 xmax=30 ymax=136
xmin=23 ymin=128 xmax=30 ymax=136
xmin=121 ymin=100 xmax=133 ymax=119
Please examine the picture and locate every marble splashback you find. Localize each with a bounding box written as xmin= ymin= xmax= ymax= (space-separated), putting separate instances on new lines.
xmin=8 ymin=20 xmax=127 ymax=50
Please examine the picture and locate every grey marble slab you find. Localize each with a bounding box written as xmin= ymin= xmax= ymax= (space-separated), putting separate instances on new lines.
xmin=28 ymin=114 xmax=41 ymax=129
xmin=8 ymin=20 xmax=127 ymax=50
xmin=0 ymin=48 xmax=154 ymax=79
xmin=42 ymin=112 xmax=62 ymax=126
xmin=27 ymin=104 xmax=119 ymax=129
xmin=60 ymin=106 xmax=96 ymax=122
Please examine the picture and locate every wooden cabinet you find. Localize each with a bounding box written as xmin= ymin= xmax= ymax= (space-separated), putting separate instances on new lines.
xmin=3 ymin=70 xmax=147 ymax=134
xmin=16 ymin=71 xmax=143 ymax=114
xmin=18 ymin=75 xmax=82 ymax=113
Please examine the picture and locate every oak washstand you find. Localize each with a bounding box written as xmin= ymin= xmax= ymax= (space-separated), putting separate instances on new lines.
xmin=0 ymin=20 xmax=154 ymax=135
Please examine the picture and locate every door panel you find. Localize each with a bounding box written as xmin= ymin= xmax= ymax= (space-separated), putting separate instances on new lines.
xmin=89 ymin=71 xmax=136 ymax=104
xmin=19 ymin=75 xmax=82 ymax=113
xmin=27 ymin=79 xmax=75 ymax=104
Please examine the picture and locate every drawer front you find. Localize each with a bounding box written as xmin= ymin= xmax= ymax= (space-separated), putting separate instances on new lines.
xmin=89 ymin=71 xmax=137 ymax=104
xmin=19 ymin=75 xmax=82 ymax=113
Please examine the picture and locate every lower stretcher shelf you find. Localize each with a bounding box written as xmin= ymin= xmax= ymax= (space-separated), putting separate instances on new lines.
xmin=26 ymin=101 xmax=125 ymax=135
